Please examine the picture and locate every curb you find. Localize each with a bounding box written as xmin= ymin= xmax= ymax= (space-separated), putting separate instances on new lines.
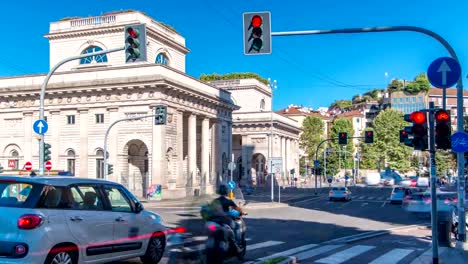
xmin=243 ymin=202 xmax=289 ymax=209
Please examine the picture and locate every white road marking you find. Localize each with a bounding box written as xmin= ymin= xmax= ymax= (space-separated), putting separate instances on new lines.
xmin=358 ymin=196 xmax=366 ymax=199
xmin=247 ymin=241 xmax=284 ymax=251
xmin=369 ymin=248 xmax=414 ymax=264
xmin=293 ymin=196 xmax=321 ymax=204
xmin=381 ymin=202 xmax=387 ymax=207
xmin=257 ymin=243 xmax=318 ymax=261
xmin=361 ymin=202 xmax=369 ymax=207
xmin=295 ymin=244 xmax=344 ymax=261
xmin=315 ymin=245 xmax=375 ymax=264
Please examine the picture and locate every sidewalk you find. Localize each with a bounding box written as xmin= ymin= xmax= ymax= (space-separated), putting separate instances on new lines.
xmin=410 ymin=246 xmax=468 ymax=264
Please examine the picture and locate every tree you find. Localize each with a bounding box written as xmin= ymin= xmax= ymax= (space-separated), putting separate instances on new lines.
xmin=436 ymin=151 xmax=456 ymax=177
xmin=360 ymin=109 xmax=413 ymax=171
xmin=326 ymin=118 xmax=354 ymax=176
xmin=404 ymin=73 xmax=430 ymax=94
xmin=199 ymin=72 xmax=269 ymax=85
xmin=387 ymin=79 xmax=404 ymax=93
xmin=330 ymin=100 xmax=353 ymax=111
xmin=300 ymin=116 xmax=325 ymax=160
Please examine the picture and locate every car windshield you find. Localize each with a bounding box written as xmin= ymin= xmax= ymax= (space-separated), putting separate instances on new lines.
xmin=0 ymin=181 xmax=37 ymax=208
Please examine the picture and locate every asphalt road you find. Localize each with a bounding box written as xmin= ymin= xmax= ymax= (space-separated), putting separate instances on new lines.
xmin=116 ymin=186 xmax=429 ymax=264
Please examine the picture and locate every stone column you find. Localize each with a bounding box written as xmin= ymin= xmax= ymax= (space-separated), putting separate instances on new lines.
xmin=286 ymin=138 xmax=291 ymax=177
xmin=176 ymin=111 xmax=184 ymax=187
xmin=78 ymin=109 xmax=88 ymax=178
xmin=241 ymin=135 xmax=250 ymax=186
xmin=23 ymin=112 xmax=33 ymax=163
xmin=49 ymin=111 xmax=61 ymax=168
xmin=201 ymin=118 xmax=210 ymax=192
xmin=152 ymin=106 xmax=166 ymax=187
xmin=281 ymin=137 xmax=286 ymax=175
xmin=188 ymin=114 xmax=197 ymax=189
xmin=108 ymin=107 xmax=119 ymax=183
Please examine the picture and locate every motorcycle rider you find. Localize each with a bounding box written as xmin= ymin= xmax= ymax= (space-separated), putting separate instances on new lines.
xmin=210 ymin=184 xmax=245 ymax=246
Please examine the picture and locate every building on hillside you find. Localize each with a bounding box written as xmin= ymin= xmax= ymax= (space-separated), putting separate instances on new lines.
xmin=390 ymin=91 xmax=428 ymax=114
xmin=0 ymin=10 xmax=238 ymax=199
xmin=334 ymin=110 xmax=366 ymax=147
xmin=208 ymin=79 xmax=301 ymax=187
xmin=428 ymin=88 xmax=468 ymax=128
xmin=276 ymin=105 xmax=332 ymax=138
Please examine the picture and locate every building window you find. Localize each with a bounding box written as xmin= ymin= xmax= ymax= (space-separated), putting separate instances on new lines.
xmin=67 ymin=150 xmax=76 ymax=175
xmin=67 ymin=115 xmax=75 ymax=125
xmin=356 ymin=118 xmax=360 ymax=123
xmin=155 ymin=53 xmax=169 ymax=65
xmin=412 ymin=97 xmax=416 ymax=102
xmin=260 ymin=99 xmax=265 ymax=110
xmin=80 ymin=46 xmax=108 ymax=64
xmin=400 ymin=98 xmax=403 ymax=103
xmin=96 ymin=150 xmax=104 ymax=179
xmin=406 ymin=98 xmax=410 ymax=103
xmin=95 ymin=114 xmax=104 ymax=124
xmin=419 ymin=96 xmax=423 ymax=102
xmin=393 ymin=98 xmax=397 ymax=104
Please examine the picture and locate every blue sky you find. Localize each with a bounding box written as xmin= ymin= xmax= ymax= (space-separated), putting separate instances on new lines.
xmin=2 ymin=0 xmax=467 ymax=110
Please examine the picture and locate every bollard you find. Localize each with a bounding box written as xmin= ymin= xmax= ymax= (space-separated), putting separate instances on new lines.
xmin=437 ymin=211 xmax=452 ymax=247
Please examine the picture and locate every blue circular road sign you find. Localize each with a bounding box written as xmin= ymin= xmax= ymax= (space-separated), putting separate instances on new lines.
xmin=451 ymin=132 xmax=468 ymax=153
xmin=228 ymin=180 xmax=236 ymax=190
xmin=427 ymin=57 xmax=461 ymax=88
xmin=345 ymin=176 xmax=349 ymax=180
xmin=33 ymin=119 xmax=48 ymax=135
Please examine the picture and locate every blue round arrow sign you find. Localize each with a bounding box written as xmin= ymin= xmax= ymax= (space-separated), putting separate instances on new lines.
xmin=33 ymin=119 xmax=48 ymax=135
xmin=427 ymin=57 xmax=461 ymax=88
xmin=451 ymin=132 xmax=468 ymax=153
xmin=228 ymin=180 xmax=236 ymax=190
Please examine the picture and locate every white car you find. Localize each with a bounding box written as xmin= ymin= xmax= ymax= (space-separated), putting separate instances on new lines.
xmin=329 ymin=186 xmax=352 ymax=201
xmin=0 ymin=176 xmax=168 ymax=264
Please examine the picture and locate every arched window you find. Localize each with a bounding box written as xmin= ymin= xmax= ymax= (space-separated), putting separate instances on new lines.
xmin=80 ymin=46 xmax=108 ymax=64
xmin=67 ymin=150 xmax=76 ymax=175
xmin=155 ymin=53 xmax=169 ymax=65
xmin=11 ymin=150 xmax=19 ymax=170
xmin=96 ymin=149 xmax=104 ymax=179
xmin=260 ymin=99 xmax=266 ymax=110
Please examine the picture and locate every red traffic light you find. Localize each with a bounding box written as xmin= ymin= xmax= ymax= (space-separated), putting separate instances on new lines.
xmin=251 ymin=15 xmax=263 ymax=27
xmin=410 ymin=111 xmax=426 ymax=125
xmin=435 ymin=110 xmax=450 ymax=123
xmin=127 ymin=27 xmax=138 ymax=38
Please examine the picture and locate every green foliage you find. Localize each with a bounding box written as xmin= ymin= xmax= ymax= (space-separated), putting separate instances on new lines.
xmin=199 ymin=72 xmax=269 ymax=85
xmin=436 ymin=151 xmax=456 ymax=176
xmin=330 ymin=100 xmax=353 ymax=111
xmin=360 ymin=109 xmax=413 ymax=171
xmin=326 ymin=118 xmax=355 ymax=176
xmin=387 ymin=79 xmax=404 ymax=93
xmin=300 ymin=116 xmax=325 ymax=160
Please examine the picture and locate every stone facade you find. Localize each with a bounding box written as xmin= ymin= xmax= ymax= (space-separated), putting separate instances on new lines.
xmin=209 ymin=79 xmax=301 ymax=186
xmin=0 ymin=11 xmax=237 ymax=199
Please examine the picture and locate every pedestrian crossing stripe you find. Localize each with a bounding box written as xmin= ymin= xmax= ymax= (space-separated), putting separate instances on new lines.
xmin=369 ymin=248 xmax=414 ymax=264
xmin=257 ymin=243 xmax=318 ymax=261
xmin=315 ymin=245 xmax=375 ymax=263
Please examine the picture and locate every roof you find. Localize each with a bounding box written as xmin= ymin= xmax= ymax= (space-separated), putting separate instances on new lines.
xmin=429 ymin=88 xmax=468 ymax=96
xmin=335 ymin=110 xmax=364 ymax=118
xmin=0 ymin=176 xmax=118 ymax=187
xmin=276 ymin=106 xmax=331 ymax=120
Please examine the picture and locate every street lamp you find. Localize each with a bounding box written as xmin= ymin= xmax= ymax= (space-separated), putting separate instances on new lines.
xmin=268 ymin=78 xmax=277 ymax=202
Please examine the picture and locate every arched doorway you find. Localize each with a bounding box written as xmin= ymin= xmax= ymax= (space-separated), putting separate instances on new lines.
xmin=123 ymin=140 xmax=149 ymax=198
xmin=252 ymin=153 xmax=266 ymax=186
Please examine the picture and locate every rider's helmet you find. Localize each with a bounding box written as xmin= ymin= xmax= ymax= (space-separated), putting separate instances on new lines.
xmin=217 ymin=184 xmax=229 ymax=196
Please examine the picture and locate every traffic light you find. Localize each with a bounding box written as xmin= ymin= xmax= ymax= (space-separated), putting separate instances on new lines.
xmin=43 ymin=143 xmax=51 ymax=162
xmin=107 ymin=164 xmax=114 ymax=175
xmin=435 ymin=110 xmax=451 ymax=150
xmin=243 ymin=12 xmax=271 ymax=55
xmin=154 ymin=105 xmax=167 ymax=125
xmin=125 ymin=24 xmax=147 ymax=63
xmin=338 ymin=132 xmax=348 ymax=145
xmin=399 ymin=130 xmax=408 ymax=143
xmin=364 ymin=131 xmax=374 ymax=144
xmin=406 ymin=111 xmax=428 ymax=150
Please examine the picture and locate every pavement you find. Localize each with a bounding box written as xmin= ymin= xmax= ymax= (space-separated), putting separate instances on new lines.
xmin=118 ymin=185 xmax=468 ymax=263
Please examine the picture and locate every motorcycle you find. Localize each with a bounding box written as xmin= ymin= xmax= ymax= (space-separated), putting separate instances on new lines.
xmin=204 ymin=209 xmax=247 ymax=264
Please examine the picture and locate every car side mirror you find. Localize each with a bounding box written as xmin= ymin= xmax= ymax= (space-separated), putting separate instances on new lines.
xmin=135 ymin=202 xmax=144 ymax=214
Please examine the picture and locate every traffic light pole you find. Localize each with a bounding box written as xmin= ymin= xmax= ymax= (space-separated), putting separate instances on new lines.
xmin=271 ymin=25 xmax=466 ymax=246
xmin=428 ymin=102 xmax=439 ymax=264
xmin=315 ymin=138 xmax=335 ymax=195
xmin=103 ymin=114 xmax=157 ymax=180
xmin=38 ymin=47 xmax=125 ymax=175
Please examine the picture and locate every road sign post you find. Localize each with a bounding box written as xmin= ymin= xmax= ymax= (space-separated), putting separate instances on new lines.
xmin=428 ymin=102 xmax=439 ymax=263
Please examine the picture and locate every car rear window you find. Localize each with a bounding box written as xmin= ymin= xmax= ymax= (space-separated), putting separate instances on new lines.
xmin=393 ymin=187 xmax=404 ymax=192
xmin=332 ymin=187 xmax=346 ymax=191
xmin=0 ymin=181 xmax=37 ymax=208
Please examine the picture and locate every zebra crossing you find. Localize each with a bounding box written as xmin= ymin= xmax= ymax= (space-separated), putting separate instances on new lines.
xmin=164 ymin=232 xmax=430 ymax=264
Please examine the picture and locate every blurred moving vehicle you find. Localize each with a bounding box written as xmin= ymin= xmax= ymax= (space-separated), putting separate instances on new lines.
xmin=0 ymin=176 xmax=167 ymax=264
xmin=417 ymin=177 xmax=429 ymax=187
xmin=329 ymin=187 xmax=352 ymax=201
xmin=381 ymin=177 xmax=395 ymax=186
xmin=389 ymin=187 xmax=407 ymax=204
xmin=365 ymin=173 xmax=380 ymax=186
xmin=402 ymin=191 xmax=458 ymax=216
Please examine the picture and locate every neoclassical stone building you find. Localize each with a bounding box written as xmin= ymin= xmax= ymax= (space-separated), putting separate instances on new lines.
xmin=0 ymin=11 xmax=237 ymax=198
xmin=209 ymin=79 xmax=301 ymax=186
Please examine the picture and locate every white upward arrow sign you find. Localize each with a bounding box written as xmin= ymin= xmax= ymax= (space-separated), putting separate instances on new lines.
xmin=37 ymin=121 xmax=44 ymax=134
xmin=437 ymin=60 xmax=451 ymax=86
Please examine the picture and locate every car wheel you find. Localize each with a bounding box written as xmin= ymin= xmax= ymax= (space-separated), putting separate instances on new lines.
xmin=329 ymin=197 xmax=332 ymax=201
xmin=141 ymin=233 xmax=166 ymax=264
xmin=45 ymin=247 xmax=77 ymax=264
